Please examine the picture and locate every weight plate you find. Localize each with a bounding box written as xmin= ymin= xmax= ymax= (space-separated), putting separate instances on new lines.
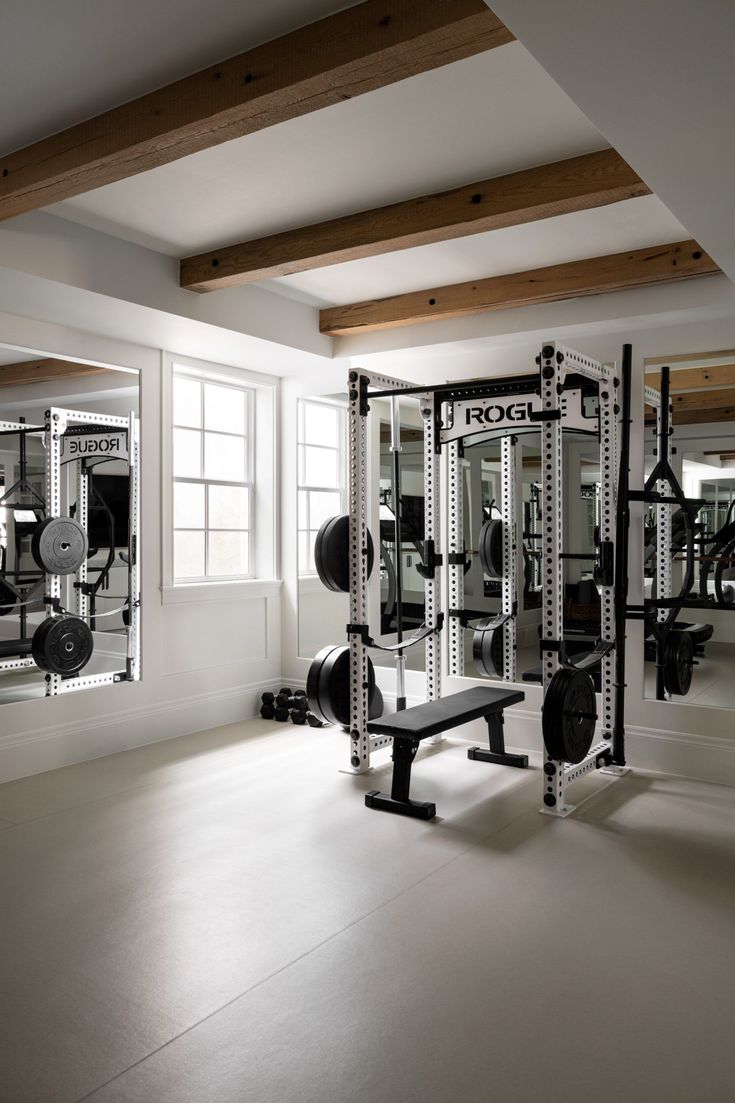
xmin=306 ymin=643 xmax=377 ymax=727
xmin=32 ymin=517 xmax=88 ymax=575
xmin=478 ymin=519 xmax=503 ymax=579
xmin=663 ymin=629 xmax=694 ymax=696
xmin=0 ymin=577 xmax=19 ymax=617
xmin=542 ymin=667 xmax=597 ymax=764
xmin=31 ymin=615 xmax=94 ymax=676
xmin=314 ymin=515 xmax=374 ymax=593
xmin=472 ymin=625 xmax=504 ymax=678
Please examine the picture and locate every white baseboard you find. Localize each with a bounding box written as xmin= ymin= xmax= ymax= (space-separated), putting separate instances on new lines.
xmin=0 ymin=677 xmax=285 ymax=784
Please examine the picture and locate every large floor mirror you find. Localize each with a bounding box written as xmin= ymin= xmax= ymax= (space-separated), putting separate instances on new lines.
xmin=0 ymin=351 xmax=140 ymax=703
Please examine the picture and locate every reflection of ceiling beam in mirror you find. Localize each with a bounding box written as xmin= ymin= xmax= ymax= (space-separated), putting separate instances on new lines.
xmin=646 ymin=405 xmax=735 ymax=426
xmin=0 ymin=359 xmax=109 ymax=388
xmin=645 ymin=349 xmax=735 ymax=368
xmin=645 ymin=363 xmax=735 ymax=392
xmin=320 ymin=241 xmax=719 ymax=335
xmin=669 ymin=387 xmax=735 ymax=414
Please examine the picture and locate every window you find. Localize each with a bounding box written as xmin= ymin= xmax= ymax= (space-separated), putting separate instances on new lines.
xmin=172 ymin=370 xmax=253 ymax=581
xmin=297 ymin=400 xmax=345 ymax=573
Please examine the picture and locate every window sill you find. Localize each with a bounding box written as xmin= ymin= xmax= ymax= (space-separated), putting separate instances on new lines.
xmin=161 ymin=578 xmax=282 ymax=605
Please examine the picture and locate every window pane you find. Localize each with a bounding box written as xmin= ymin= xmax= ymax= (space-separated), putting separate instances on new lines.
xmin=174 ymin=530 xmax=205 ymax=579
xmin=173 ymin=376 xmax=201 ymax=428
xmin=208 ymin=531 xmax=249 ymax=577
xmin=208 ymin=484 xmax=249 ymax=529
xmin=298 ymin=530 xmax=309 ymax=572
xmin=303 ymin=445 xmax=338 ymax=488
xmin=174 ymin=428 xmax=202 ymax=478
xmin=309 ymin=490 xmax=341 ymax=529
xmin=174 ymin=481 xmax=205 ymax=528
xmin=295 ymin=491 xmax=306 ymax=529
xmin=204 ymin=383 xmax=246 ymax=434
xmin=304 ymin=403 xmax=339 ymax=447
xmin=309 ymin=531 xmax=321 ymax=572
xmin=204 ymin=432 xmax=246 ymax=481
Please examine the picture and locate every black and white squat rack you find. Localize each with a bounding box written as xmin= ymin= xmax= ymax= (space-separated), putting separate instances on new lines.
xmin=312 ymin=342 xmax=634 ymax=818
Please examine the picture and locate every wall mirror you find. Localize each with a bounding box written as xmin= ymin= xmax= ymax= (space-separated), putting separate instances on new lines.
xmin=448 ymin=430 xmax=601 ymax=686
xmin=643 ymin=350 xmax=735 ymax=707
xmin=296 ymin=393 xmax=428 ymax=673
xmin=0 ymin=349 xmax=140 ymax=704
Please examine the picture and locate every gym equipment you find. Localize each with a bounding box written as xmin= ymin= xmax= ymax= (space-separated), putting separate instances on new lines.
xmin=31 ymin=516 xmax=88 ymax=575
xmin=260 ymin=703 xmax=275 ymax=720
xmin=274 ymin=707 xmax=290 ymax=722
xmin=663 ymin=630 xmax=694 ymax=696
xmin=290 ymin=709 xmax=308 ymax=725
xmin=306 ymin=712 xmax=325 ymax=728
xmin=275 ymin=691 xmax=307 ymax=711
xmin=542 ymin=667 xmax=598 ymax=765
xmin=644 ymin=621 xmax=712 ymax=661
xmin=31 ymin=615 xmax=94 ymax=676
xmin=306 ymin=644 xmax=382 ymax=727
xmin=314 ymin=515 xmax=374 ymax=593
xmin=365 ymin=687 xmax=526 ymax=819
xmin=478 ymin=517 xmax=503 ymax=579
xmin=472 ymin=621 xmax=505 ymax=678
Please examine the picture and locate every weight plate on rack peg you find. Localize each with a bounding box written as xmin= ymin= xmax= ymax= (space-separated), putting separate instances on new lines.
xmin=32 ymin=615 xmax=94 ymax=675
xmin=472 ymin=624 xmax=504 ymax=678
xmin=32 ymin=517 xmax=88 ymax=575
xmin=542 ymin=667 xmax=597 ymax=764
xmin=314 ymin=515 xmax=374 ymax=593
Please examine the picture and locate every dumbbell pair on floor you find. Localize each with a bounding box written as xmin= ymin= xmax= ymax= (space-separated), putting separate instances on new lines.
xmin=260 ymin=688 xmax=324 ymax=727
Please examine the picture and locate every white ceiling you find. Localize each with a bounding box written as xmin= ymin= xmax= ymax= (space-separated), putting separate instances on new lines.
xmin=264 ymin=195 xmax=688 ymax=306
xmin=488 ymin=0 xmax=735 ymax=286
xmin=47 ymin=45 xmax=607 ymax=256
xmin=0 ymin=0 xmax=351 ymax=153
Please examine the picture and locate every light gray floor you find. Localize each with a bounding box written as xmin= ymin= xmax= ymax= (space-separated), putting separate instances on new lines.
xmin=0 ymin=719 xmax=733 ymax=1103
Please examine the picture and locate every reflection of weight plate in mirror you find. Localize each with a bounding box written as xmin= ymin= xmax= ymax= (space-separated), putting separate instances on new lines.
xmin=478 ymin=518 xmax=503 ymax=578
xmin=472 ymin=624 xmax=504 ymax=678
xmin=32 ymin=616 xmax=94 ymax=675
xmin=31 ymin=517 xmax=88 ymax=575
xmin=663 ymin=630 xmax=694 ymax=696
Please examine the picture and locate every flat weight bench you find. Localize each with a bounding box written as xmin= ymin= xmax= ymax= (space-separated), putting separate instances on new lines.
xmin=365 ymin=686 xmax=526 ymax=820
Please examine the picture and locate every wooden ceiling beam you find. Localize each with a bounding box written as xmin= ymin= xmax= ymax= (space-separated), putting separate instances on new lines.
xmin=658 ymin=406 xmax=735 ymax=426
xmin=320 ymin=240 xmax=720 ymax=336
xmin=0 ymin=359 xmax=108 ymax=388
xmin=645 ymin=362 xmax=735 ymax=391
xmin=180 ymin=149 xmax=649 ymax=292
xmin=0 ymin=1 xmax=512 ymax=220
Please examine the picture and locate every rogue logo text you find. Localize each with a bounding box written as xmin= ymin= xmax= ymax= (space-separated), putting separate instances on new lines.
xmin=464 ymin=400 xmax=535 ymax=426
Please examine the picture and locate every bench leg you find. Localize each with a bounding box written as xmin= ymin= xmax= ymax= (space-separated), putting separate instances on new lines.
xmin=365 ymin=738 xmax=436 ymax=819
xmin=468 ymin=713 xmax=528 ymax=769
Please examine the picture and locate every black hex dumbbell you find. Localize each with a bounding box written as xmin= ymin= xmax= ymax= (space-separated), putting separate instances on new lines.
xmin=306 ymin=712 xmax=325 ymax=728
xmin=260 ymin=703 xmax=275 ymax=720
xmin=290 ymin=708 xmax=308 ymax=725
xmin=274 ymin=707 xmax=290 ymax=722
xmin=275 ymin=690 xmax=307 ymax=711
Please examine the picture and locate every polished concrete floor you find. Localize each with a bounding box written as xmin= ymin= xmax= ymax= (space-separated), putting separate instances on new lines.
xmin=0 ymin=718 xmax=733 ymax=1102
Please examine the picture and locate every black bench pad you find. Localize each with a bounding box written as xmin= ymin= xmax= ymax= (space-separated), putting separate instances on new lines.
xmin=367 ymin=686 xmax=525 ymax=741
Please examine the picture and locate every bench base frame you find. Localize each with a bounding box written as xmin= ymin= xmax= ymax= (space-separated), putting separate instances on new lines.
xmin=365 ymin=790 xmax=436 ymax=820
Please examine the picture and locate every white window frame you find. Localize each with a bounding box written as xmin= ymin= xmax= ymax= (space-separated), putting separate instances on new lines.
xmin=297 ymin=398 xmax=347 ymax=577
xmin=162 ymin=353 xmax=278 ymax=600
